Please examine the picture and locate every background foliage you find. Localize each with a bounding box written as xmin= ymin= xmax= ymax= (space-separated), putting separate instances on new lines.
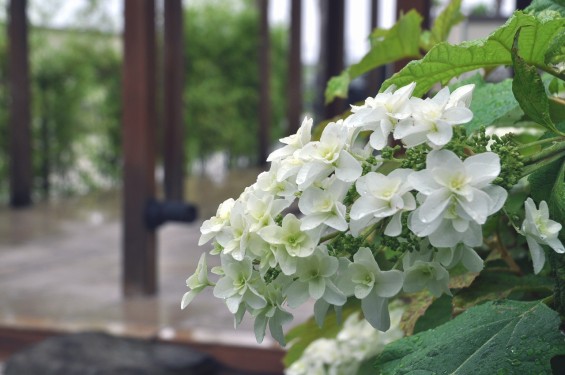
xmin=183 ymin=2 xmax=288 ymax=168
xmin=0 ymin=0 xmax=288 ymax=199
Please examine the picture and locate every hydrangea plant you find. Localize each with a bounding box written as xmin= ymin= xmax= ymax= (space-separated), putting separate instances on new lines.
xmin=184 ymin=0 xmax=565 ymax=373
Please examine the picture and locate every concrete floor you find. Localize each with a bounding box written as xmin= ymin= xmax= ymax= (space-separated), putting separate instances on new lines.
xmin=0 ymin=172 xmax=312 ymax=352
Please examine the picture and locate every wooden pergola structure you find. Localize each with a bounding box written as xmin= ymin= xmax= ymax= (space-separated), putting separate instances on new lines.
xmin=10 ymin=0 xmax=529 ymax=297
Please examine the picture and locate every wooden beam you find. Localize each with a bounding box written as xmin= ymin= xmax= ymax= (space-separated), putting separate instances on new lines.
xmin=287 ymin=0 xmax=302 ymax=136
xmin=122 ymin=0 xmax=157 ymax=297
xmin=163 ymin=0 xmax=185 ymax=201
xmin=8 ymin=0 xmax=32 ymax=208
xmin=323 ymin=0 xmax=345 ymax=119
xmin=366 ymin=0 xmax=384 ymax=96
xmin=515 ymin=0 xmax=531 ymax=10
xmin=395 ymin=0 xmax=431 ymax=72
xmin=258 ymin=0 xmax=271 ymax=166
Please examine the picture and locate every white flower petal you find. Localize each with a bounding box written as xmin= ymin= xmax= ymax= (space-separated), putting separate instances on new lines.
xmin=335 ymin=150 xmax=362 ymax=182
xmin=427 ymin=121 xmax=453 ymax=147
xmin=384 ymin=212 xmax=403 ymax=237
xmin=442 ymin=106 xmax=473 ymax=124
xmin=527 ymin=236 xmax=546 ymax=274
xmin=447 ymin=84 xmax=474 ymax=108
xmin=350 ymin=196 xmax=382 ymax=220
xmin=373 ymin=270 xmax=404 ymax=297
xmin=309 ymin=277 xmax=326 ymax=300
xmin=418 ymin=189 xmax=452 ymax=223
xmin=286 ymin=281 xmax=310 ymax=308
xmin=361 ymin=291 xmax=390 ymax=331
xmin=427 ymin=149 xmax=462 ymax=170
xmin=408 ymin=170 xmax=440 ymax=195
xmin=464 ymin=152 xmax=501 ymax=188
xmin=461 ymin=246 xmax=484 ymax=272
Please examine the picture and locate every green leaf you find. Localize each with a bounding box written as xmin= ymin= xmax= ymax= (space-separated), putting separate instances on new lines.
xmin=549 ymin=160 xmax=565 ymax=233
xmin=526 ymin=0 xmax=565 ymax=17
xmin=324 ymin=71 xmax=350 ymax=103
xmin=469 ymin=80 xmax=522 ymax=131
xmin=373 ymin=300 xmax=565 ymax=374
xmin=545 ymin=30 xmax=565 ymax=73
xmin=428 ymin=0 xmax=465 ymax=47
xmin=528 ymin=139 xmax=564 ymax=203
xmin=512 ymin=29 xmax=564 ymax=136
xmin=453 ymin=271 xmax=553 ymax=314
xmin=283 ymin=302 xmax=359 ymax=367
xmin=451 ymin=75 xmax=522 ymax=132
xmin=547 ymin=160 xmax=565 ymax=315
xmin=382 ymin=11 xmax=565 ymax=97
xmin=399 ymin=292 xmax=435 ymax=335
xmin=325 ymin=10 xmax=422 ymax=103
xmin=412 ymin=294 xmax=453 ymax=334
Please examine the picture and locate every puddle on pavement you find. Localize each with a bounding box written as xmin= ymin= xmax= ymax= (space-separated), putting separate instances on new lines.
xmin=0 ymin=167 xmax=263 ymax=245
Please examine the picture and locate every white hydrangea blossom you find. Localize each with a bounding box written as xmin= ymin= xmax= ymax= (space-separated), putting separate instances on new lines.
xmin=285 ymin=309 xmax=404 ymax=375
xmin=182 ymin=81 xmax=553 ymax=347
xmin=394 ymin=85 xmax=474 ymax=149
xmin=350 ymin=169 xmax=416 ymax=237
xmin=522 ymin=198 xmax=565 ymax=274
xmin=346 ymin=83 xmax=414 ymax=150
xmin=408 ymin=150 xmax=507 ymax=248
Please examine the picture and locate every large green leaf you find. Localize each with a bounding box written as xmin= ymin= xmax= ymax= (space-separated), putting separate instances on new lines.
xmin=545 ymin=30 xmax=565 ymax=72
xmin=324 ymin=11 xmax=422 ymax=103
xmin=512 ymin=30 xmax=564 ymax=135
xmin=547 ymin=160 xmax=565 ymax=316
xmin=451 ymin=75 xmax=522 ymax=132
xmin=453 ymin=271 xmax=553 ymax=314
xmin=382 ymin=11 xmax=565 ymax=97
xmin=352 ymin=10 xmax=423 ymax=79
xmin=526 ymin=0 xmax=565 ymax=17
xmin=528 ymin=121 xmax=565 ymax=202
xmin=373 ymin=300 xmax=565 ymax=374
xmin=549 ymin=160 xmax=565 ymax=231
xmin=412 ymin=294 xmax=453 ymax=334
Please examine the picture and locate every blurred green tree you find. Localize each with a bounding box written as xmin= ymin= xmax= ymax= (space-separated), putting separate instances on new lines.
xmin=184 ymin=1 xmax=288 ymax=169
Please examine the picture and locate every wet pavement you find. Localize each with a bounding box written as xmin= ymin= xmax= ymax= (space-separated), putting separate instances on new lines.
xmin=0 ymin=169 xmax=312 ymax=350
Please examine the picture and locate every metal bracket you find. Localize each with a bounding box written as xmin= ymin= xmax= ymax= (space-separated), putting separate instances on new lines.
xmin=145 ymin=199 xmax=198 ymax=230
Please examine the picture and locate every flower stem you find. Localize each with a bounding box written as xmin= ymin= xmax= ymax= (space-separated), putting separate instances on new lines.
xmin=517 ymin=136 xmax=564 ymax=150
xmin=522 ymin=141 xmax=565 ymax=165
xmin=520 ymin=150 xmax=565 ymax=178
xmin=320 ymin=231 xmax=342 ymax=243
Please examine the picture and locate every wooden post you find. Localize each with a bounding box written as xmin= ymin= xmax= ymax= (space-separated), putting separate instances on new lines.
xmin=8 ymin=0 xmax=32 ymax=208
xmin=515 ymin=0 xmax=531 ymax=10
xmin=258 ymin=0 xmax=271 ymax=166
xmin=287 ymin=0 xmax=302 ymax=136
xmin=122 ymin=0 xmax=157 ymax=297
xmin=366 ymin=0 xmax=384 ymax=96
xmin=323 ymin=0 xmax=345 ymax=119
xmin=164 ymin=0 xmax=185 ymax=201
xmin=395 ymin=0 xmax=431 ymax=72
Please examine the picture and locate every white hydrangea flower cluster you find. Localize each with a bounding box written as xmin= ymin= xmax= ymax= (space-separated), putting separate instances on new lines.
xmin=285 ymin=309 xmax=404 ymax=375
xmin=182 ymin=82 xmax=563 ymax=345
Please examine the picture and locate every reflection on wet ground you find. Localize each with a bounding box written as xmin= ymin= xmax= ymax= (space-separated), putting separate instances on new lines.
xmin=0 ymin=168 xmax=312 ymax=349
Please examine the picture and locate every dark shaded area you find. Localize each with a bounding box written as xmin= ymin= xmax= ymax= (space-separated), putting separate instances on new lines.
xmin=4 ymin=332 xmax=220 ymax=375
xmin=551 ymin=354 xmax=565 ymax=375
